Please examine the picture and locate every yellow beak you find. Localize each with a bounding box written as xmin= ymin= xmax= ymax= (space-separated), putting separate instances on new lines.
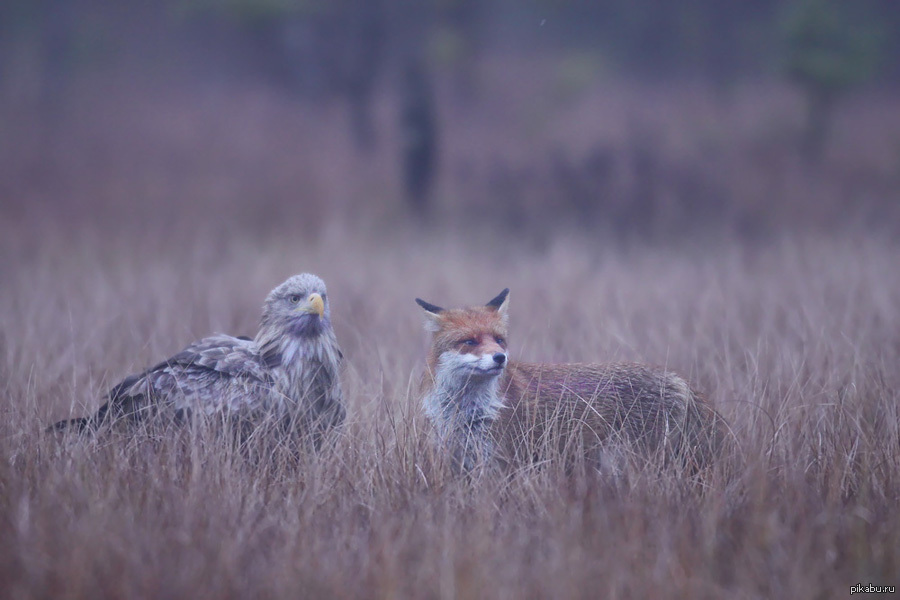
xmin=306 ymin=293 xmax=325 ymax=318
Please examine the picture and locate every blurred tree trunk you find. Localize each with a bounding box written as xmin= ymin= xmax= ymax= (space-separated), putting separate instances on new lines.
xmin=781 ymin=0 xmax=882 ymax=164
xmin=399 ymin=60 xmax=437 ymax=218
xmin=344 ymin=0 xmax=385 ymax=153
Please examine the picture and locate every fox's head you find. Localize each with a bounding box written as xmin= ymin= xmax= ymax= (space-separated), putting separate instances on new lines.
xmin=416 ymin=289 xmax=510 ymax=384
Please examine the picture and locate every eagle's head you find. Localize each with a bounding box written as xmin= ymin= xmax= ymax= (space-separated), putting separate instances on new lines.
xmin=261 ymin=273 xmax=332 ymax=338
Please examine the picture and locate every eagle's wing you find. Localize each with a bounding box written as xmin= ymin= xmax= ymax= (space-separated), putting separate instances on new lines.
xmin=95 ymin=334 xmax=271 ymax=426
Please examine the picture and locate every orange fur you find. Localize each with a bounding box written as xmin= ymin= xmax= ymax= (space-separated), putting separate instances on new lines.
xmin=419 ymin=294 xmax=725 ymax=473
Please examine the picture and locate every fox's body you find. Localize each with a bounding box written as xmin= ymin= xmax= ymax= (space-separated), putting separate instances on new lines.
xmin=417 ymin=290 xmax=724 ymax=473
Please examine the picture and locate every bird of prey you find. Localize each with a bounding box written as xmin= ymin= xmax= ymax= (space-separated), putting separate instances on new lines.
xmin=51 ymin=273 xmax=345 ymax=445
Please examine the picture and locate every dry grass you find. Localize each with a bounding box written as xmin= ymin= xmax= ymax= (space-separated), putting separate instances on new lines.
xmin=2 ymin=67 xmax=899 ymax=597
xmin=2 ymin=218 xmax=899 ymax=599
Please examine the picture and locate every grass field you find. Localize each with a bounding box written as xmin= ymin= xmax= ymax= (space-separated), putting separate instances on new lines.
xmin=2 ymin=76 xmax=899 ymax=599
xmin=2 ymin=220 xmax=899 ymax=599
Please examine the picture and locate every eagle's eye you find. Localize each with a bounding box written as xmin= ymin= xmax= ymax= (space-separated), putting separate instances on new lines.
xmin=289 ymin=295 xmax=302 ymax=304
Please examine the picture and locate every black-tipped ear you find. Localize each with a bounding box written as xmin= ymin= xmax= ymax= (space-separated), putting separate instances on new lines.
xmin=415 ymin=298 xmax=445 ymax=314
xmin=486 ymin=288 xmax=510 ymax=310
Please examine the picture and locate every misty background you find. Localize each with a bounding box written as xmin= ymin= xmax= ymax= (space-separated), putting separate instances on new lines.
xmin=2 ymin=0 xmax=899 ymax=241
xmin=3 ymin=5 xmax=900 ymax=596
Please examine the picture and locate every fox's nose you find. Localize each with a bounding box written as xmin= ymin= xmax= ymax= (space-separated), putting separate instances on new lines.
xmin=492 ymin=353 xmax=506 ymax=365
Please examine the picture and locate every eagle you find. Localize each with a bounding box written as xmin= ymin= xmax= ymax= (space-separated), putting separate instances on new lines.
xmin=51 ymin=273 xmax=345 ymax=445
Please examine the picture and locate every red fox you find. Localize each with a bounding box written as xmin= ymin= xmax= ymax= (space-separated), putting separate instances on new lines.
xmin=416 ymin=289 xmax=725 ymax=474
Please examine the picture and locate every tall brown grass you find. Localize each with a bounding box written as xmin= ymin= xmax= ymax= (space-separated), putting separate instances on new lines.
xmin=2 ymin=68 xmax=899 ymax=598
xmin=2 ymin=217 xmax=898 ymax=599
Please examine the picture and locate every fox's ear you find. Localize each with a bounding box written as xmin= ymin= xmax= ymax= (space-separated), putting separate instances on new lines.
xmin=415 ymin=298 xmax=445 ymax=332
xmin=486 ymin=288 xmax=510 ymax=322
xmin=415 ymin=298 xmax=444 ymax=314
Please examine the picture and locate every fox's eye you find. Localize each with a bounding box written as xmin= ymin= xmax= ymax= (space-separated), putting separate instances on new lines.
xmin=289 ymin=295 xmax=302 ymax=304
xmin=461 ymin=338 xmax=478 ymax=346
xmin=495 ymin=336 xmax=505 ymax=346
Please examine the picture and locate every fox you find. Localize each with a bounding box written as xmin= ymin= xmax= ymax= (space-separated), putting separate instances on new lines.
xmin=415 ymin=288 xmax=726 ymax=474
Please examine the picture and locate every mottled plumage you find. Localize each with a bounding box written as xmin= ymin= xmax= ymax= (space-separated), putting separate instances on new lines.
xmin=52 ymin=273 xmax=344 ymax=444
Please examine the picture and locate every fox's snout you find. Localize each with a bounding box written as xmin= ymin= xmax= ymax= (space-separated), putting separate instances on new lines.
xmin=471 ymin=350 xmax=506 ymax=374
xmin=440 ymin=348 xmax=507 ymax=378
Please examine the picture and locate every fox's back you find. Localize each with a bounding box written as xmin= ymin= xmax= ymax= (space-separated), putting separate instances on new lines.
xmin=494 ymin=361 xmax=724 ymax=470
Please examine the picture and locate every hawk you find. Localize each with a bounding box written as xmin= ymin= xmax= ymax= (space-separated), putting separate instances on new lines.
xmin=51 ymin=273 xmax=345 ymax=445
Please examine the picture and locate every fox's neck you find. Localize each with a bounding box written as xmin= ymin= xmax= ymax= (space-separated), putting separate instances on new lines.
xmin=423 ymin=361 xmax=507 ymax=465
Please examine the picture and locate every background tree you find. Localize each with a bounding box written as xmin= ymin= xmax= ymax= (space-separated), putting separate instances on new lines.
xmin=780 ymin=0 xmax=883 ymax=162
xmin=399 ymin=59 xmax=437 ymax=218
